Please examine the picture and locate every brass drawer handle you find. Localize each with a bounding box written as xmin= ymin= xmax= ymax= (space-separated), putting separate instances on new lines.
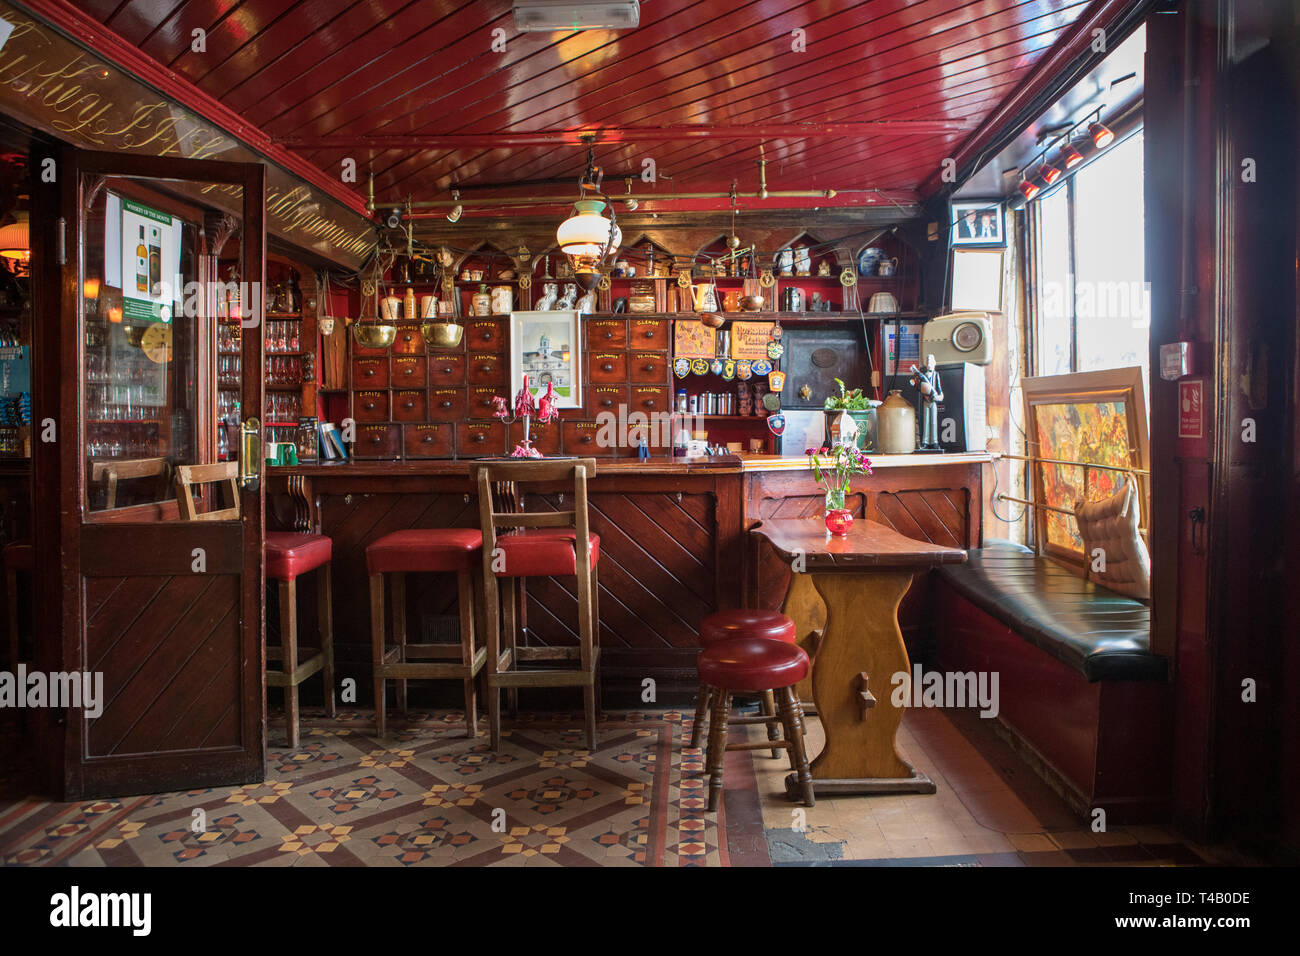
xmin=600 ymin=398 xmax=613 ymax=407
xmin=440 ymin=366 xmax=452 ymax=374
xmin=643 ymin=364 xmax=656 ymax=372
xmin=474 ymin=433 xmax=486 ymax=442
xmin=644 ymin=330 xmax=655 ymax=338
xmin=440 ymin=400 xmax=453 ymax=408
xmin=604 ymin=331 xmax=613 ymax=339
xmin=370 ymin=435 xmax=383 ymax=444
xmin=481 ymin=330 xmax=493 ymax=340
xmin=403 ymin=367 xmax=415 ymax=375
xmin=364 ymin=369 xmax=375 ymax=377
xmin=403 ymin=400 xmax=416 ymax=409
xmin=422 ymin=435 xmax=434 ymax=443
xmin=581 ymin=435 xmax=592 ymax=443
xmin=601 ymin=363 xmax=614 ymax=372
xmin=644 ymin=399 xmax=656 ymax=408
xmin=363 ymin=402 xmax=376 ymax=410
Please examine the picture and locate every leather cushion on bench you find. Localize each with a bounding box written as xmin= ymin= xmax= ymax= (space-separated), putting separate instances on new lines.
xmin=937 ymin=540 xmax=1165 ymax=682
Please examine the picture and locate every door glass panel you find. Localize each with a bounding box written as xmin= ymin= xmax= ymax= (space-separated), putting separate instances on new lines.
xmin=82 ymin=182 xmax=206 ymax=513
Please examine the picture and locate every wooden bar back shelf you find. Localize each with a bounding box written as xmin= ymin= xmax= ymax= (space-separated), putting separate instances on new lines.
xmin=751 ymin=518 xmax=966 ymax=798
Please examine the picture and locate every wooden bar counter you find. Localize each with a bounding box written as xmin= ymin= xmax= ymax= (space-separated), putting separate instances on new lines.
xmin=268 ymin=452 xmax=988 ymax=705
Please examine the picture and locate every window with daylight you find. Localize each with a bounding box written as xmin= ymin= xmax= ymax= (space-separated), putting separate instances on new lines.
xmin=1033 ymin=130 xmax=1149 ymax=381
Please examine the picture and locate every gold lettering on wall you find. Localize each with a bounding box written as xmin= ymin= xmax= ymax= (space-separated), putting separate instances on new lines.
xmin=0 ymin=8 xmax=375 ymax=264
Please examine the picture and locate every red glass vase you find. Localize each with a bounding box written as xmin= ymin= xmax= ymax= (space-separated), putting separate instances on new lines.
xmin=824 ymin=508 xmax=854 ymax=536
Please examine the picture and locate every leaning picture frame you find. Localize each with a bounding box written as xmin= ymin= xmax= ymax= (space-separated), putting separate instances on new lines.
xmin=508 ymin=310 xmax=583 ymax=409
xmin=951 ymin=199 xmax=1006 ymax=247
xmin=1020 ymin=367 xmax=1150 ymax=569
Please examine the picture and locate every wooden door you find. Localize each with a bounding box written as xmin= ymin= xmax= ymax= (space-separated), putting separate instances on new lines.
xmin=32 ymin=148 xmax=266 ymax=799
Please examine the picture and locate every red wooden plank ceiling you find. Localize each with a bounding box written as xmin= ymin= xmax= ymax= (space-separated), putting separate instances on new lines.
xmin=29 ymin=0 xmax=1137 ymax=214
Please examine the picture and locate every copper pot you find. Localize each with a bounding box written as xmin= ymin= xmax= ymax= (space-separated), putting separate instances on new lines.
xmin=699 ymin=312 xmax=725 ymax=328
xmin=738 ymin=295 xmax=765 ymax=312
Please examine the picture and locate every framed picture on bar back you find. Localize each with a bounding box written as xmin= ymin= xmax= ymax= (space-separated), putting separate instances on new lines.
xmin=508 ymin=310 xmax=582 ymax=409
xmin=1020 ymin=367 xmax=1149 ymax=568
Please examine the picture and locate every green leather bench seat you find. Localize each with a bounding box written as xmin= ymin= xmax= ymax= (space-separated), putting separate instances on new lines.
xmin=936 ymin=540 xmax=1165 ymax=682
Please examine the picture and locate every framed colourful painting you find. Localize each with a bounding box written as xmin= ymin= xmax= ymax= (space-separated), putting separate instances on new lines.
xmin=1020 ymin=368 xmax=1149 ymax=566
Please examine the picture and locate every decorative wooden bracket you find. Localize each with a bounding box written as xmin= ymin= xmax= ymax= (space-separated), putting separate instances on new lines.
xmin=857 ymin=671 xmax=876 ymax=719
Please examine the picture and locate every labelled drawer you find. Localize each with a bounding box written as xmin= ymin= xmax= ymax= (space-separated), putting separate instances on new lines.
xmin=468 ymin=387 xmax=501 ymax=419
xmin=393 ymin=325 xmax=424 ymax=354
xmin=586 ymin=384 xmax=628 ymax=419
xmin=630 ymin=385 xmax=670 ymax=417
xmin=629 ymin=318 xmax=669 ymax=350
xmin=405 ymin=423 xmax=454 ymax=458
xmin=354 ymin=390 xmax=389 ymax=423
xmin=562 ymin=421 xmax=616 ymax=457
xmin=354 ymin=424 xmax=401 ymax=459
xmin=586 ymin=319 xmax=627 ymax=348
xmin=457 ymin=421 xmax=506 ymax=456
xmin=468 ymin=352 xmax=505 ymax=386
xmin=588 ymin=351 xmax=628 ymax=383
xmin=352 ymin=357 xmax=389 ymax=388
xmin=392 ymin=355 xmax=427 ymax=387
xmin=629 ymin=351 xmax=668 ymax=383
xmin=427 ymin=352 xmax=466 ymax=386
xmin=428 ymin=387 xmax=468 ymax=421
xmin=392 ymin=389 xmax=428 ymax=422
xmin=466 ymin=319 xmax=505 ymax=351
xmin=508 ymin=420 xmax=562 ymax=457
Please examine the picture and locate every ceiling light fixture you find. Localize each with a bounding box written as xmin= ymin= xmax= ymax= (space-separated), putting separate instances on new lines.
xmin=1089 ymin=120 xmax=1115 ymax=148
xmin=556 ymin=139 xmax=620 ymax=291
xmin=1018 ymin=176 xmax=1041 ymax=201
xmin=512 ymin=1 xmax=640 ymax=32
xmin=0 ymin=212 xmax=29 ymax=261
xmin=446 ymin=190 xmax=463 ymax=223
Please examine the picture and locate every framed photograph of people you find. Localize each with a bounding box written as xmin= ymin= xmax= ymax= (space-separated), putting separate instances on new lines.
xmin=508 ymin=310 xmax=583 ymax=409
xmin=951 ymin=200 xmax=1005 ymax=247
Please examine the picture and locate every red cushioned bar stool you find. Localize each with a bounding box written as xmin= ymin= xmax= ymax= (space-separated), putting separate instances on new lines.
xmin=4 ymin=539 xmax=33 ymax=668
xmin=690 ymin=609 xmax=803 ymax=759
xmin=698 ymin=637 xmax=815 ymax=810
xmin=175 ymin=464 xmax=335 ymax=749
xmin=366 ymin=529 xmax=485 ymax=739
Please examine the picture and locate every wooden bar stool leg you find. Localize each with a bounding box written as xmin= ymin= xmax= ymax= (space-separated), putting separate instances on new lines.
xmin=391 ymin=571 xmax=408 ymax=718
xmin=761 ymin=689 xmax=782 ymax=759
xmin=279 ymin=578 xmax=299 ymax=749
xmin=577 ymin=556 xmax=596 ymax=751
xmin=689 ymin=683 xmax=712 ymax=749
xmin=502 ymin=577 xmax=519 ymax=718
xmin=370 ymin=573 xmax=386 ymax=739
xmin=484 ymin=568 xmax=503 ymax=751
xmin=705 ymin=690 xmax=732 ymax=812
xmin=592 ymin=575 xmax=603 ymax=719
xmin=781 ymin=686 xmax=814 ymax=807
xmin=6 ymin=568 xmax=18 ymax=668
xmin=457 ymin=570 xmax=478 ymax=738
xmin=318 ymin=562 xmax=336 ymax=718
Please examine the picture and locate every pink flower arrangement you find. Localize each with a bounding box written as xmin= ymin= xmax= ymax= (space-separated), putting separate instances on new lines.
xmin=806 ymin=443 xmax=873 ymax=498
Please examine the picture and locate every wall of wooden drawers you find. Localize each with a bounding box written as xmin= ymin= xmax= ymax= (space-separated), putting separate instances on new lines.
xmin=347 ymin=315 xmax=672 ymax=459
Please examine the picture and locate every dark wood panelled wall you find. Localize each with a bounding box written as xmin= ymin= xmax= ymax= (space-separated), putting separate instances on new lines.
xmin=269 ymin=458 xmax=984 ymax=705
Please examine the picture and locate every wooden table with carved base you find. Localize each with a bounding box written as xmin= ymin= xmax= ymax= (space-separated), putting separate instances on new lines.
xmin=751 ymin=519 xmax=967 ymax=799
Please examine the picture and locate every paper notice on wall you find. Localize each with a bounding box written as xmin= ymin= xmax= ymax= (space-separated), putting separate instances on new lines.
xmin=884 ymin=322 xmax=924 ymax=376
xmin=673 ymin=320 xmax=716 ymax=358
xmin=119 ymin=198 xmax=181 ymax=322
xmin=729 ymin=321 xmax=774 ymax=360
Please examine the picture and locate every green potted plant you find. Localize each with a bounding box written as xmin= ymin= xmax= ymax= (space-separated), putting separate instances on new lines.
xmin=822 ymin=378 xmax=880 ymax=452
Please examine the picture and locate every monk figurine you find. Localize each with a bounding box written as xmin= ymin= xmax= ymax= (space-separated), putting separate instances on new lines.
xmin=909 ymin=355 xmax=944 ymax=451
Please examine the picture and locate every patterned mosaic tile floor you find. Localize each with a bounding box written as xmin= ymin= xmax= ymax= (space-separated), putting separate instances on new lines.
xmin=1 ymin=710 xmax=751 ymax=867
xmin=0 ymin=705 xmax=1251 ymax=867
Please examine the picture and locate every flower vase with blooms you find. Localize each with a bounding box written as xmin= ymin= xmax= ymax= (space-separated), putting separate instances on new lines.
xmin=493 ymin=375 xmax=559 ymax=457
xmin=805 ymin=443 xmax=873 ymax=535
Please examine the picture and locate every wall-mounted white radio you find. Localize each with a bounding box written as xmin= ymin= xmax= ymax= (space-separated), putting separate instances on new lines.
xmin=922 ymin=312 xmax=993 ymax=366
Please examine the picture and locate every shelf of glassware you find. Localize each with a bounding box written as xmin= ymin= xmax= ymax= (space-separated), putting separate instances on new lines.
xmin=215 ymin=312 xmax=308 ymax=460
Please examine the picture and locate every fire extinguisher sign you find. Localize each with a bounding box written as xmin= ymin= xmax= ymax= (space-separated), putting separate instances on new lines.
xmin=1178 ymin=379 xmax=1204 ymax=439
